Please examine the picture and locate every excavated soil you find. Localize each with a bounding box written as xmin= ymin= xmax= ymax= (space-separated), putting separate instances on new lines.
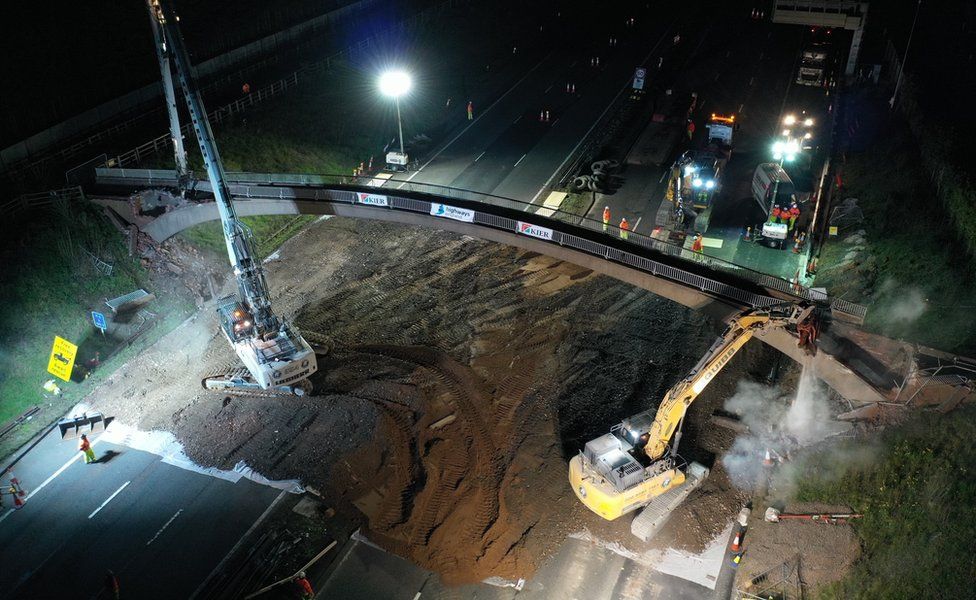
xmin=93 ymin=217 xmax=781 ymax=584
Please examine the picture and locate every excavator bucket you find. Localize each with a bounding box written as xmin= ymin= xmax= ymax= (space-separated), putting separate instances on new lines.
xmin=57 ymin=412 xmax=110 ymax=440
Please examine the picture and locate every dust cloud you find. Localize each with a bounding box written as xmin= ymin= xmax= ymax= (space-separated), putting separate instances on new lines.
xmin=721 ymin=364 xmax=840 ymax=489
xmin=877 ymin=279 xmax=927 ymax=325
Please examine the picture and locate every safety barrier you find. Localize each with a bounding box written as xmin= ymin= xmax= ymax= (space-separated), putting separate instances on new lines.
xmin=0 ymin=186 xmax=85 ymax=218
xmin=93 ymin=168 xmax=868 ymax=321
xmin=90 ymin=0 xmax=469 ymax=174
xmin=102 ymin=73 xmax=301 ymax=170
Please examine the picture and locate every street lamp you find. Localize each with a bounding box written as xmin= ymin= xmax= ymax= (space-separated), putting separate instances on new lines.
xmin=379 ymin=70 xmax=412 ymax=168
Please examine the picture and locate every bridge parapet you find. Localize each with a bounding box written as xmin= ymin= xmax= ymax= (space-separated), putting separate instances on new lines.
xmin=93 ymin=167 xmax=866 ymax=324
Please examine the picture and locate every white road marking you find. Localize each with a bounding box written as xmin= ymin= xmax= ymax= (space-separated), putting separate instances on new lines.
xmin=738 ymin=103 xmax=745 ymax=114
xmin=530 ymin=16 xmax=681 ymax=205
xmin=88 ymin=481 xmax=130 ymax=519
xmin=514 ymin=154 xmax=527 ymax=167
xmin=0 ymin=437 xmax=109 ymax=524
xmin=634 ymin=216 xmax=643 ymax=230
xmin=475 ymin=151 xmax=486 ymax=162
xmin=749 ymin=76 xmax=755 ymax=86
xmin=146 ymin=508 xmax=183 ymax=546
xmin=188 ymin=490 xmax=287 ymax=600
xmin=23 ymin=436 xmax=107 ymax=504
xmin=397 ymin=51 xmax=554 ymax=189
xmin=545 ymin=84 xmax=553 ymax=93
xmin=551 ymin=118 xmax=559 ymax=126
xmin=514 ymin=115 xmax=523 ymax=124
xmin=413 ymin=594 xmax=422 ymax=600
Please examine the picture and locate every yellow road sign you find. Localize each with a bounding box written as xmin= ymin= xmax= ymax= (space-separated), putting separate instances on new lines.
xmin=47 ymin=336 xmax=78 ymax=382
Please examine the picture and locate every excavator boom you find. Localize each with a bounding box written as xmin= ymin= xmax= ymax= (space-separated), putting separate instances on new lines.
xmin=569 ymin=303 xmax=818 ymax=523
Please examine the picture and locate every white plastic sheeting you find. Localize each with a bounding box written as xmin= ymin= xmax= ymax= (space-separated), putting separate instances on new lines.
xmin=98 ymin=418 xmax=304 ymax=494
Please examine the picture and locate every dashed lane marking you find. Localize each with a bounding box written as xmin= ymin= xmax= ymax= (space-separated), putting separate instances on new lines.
xmin=146 ymin=508 xmax=183 ymax=546
xmin=88 ymin=481 xmax=131 ymax=519
xmin=397 ymin=51 xmax=555 ymax=188
xmin=475 ymin=151 xmax=486 ymax=162
xmin=514 ymin=153 xmax=527 ymax=167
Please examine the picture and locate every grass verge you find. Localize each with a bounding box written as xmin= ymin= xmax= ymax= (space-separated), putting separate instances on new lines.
xmin=814 ymin=95 xmax=976 ymax=354
xmin=795 ymin=406 xmax=976 ymax=598
xmin=0 ymin=202 xmax=195 ymax=457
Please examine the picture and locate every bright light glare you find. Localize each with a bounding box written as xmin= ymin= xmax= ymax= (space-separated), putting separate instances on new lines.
xmin=684 ymin=165 xmax=695 ymax=176
xmin=804 ymin=132 xmax=813 ymax=139
xmin=803 ymin=118 xmax=814 ymax=127
xmin=693 ymin=178 xmax=703 ymax=188
xmin=785 ymin=139 xmax=800 ymax=154
xmin=783 ymin=114 xmax=797 ymax=126
xmin=772 ymin=141 xmax=784 ymax=154
xmin=379 ymin=70 xmax=412 ymax=97
xmin=782 ymin=129 xmax=791 ymax=136
xmin=705 ymin=180 xmax=715 ymax=189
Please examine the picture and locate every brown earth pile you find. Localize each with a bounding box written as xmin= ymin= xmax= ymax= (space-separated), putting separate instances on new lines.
xmin=93 ymin=218 xmax=779 ymax=584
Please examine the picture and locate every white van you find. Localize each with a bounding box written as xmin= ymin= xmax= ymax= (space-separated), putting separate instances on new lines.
xmin=752 ymin=163 xmax=795 ymax=216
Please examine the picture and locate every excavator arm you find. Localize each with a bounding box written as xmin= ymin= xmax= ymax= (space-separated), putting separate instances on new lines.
xmin=642 ymin=303 xmax=817 ymax=461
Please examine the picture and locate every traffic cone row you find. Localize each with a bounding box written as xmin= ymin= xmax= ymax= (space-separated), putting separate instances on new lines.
xmin=750 ymin=9 xmax=765 ymax=19
xmin=539 ymin=110 xmax=551 ymax=123
xmin=565 ymin=83 xmax=577 ymax=94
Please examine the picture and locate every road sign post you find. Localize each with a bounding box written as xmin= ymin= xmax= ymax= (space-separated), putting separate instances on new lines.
xmin=91 ymin=311 xmax=107 ymax=335
xmin=47 ymin=336 xmax=78 ymax=382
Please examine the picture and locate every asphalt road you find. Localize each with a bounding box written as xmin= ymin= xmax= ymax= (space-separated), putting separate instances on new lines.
xmin=0 ymin=427 xmax=283 ymax=600
xmin=583 ymin=4 xmax=841 ymax=281
xmin=317 ymin=530 xmax=744 ymax=600
xmin=389 ymin=3 xmax=685 ymax=205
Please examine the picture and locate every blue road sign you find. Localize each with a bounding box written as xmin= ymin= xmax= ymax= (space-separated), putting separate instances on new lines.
xmin=91 ymin=311 xmax=107 ymax=331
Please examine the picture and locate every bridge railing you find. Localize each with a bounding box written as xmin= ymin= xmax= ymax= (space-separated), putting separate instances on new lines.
xmin=94 ymin=167 xmax=868 ymax=321
xmin=1 ymin=186 xmax=85 ymax=218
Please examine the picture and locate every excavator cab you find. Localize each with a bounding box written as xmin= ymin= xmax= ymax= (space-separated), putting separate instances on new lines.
xmin=215 ymin=296 xmax=255 ymax=343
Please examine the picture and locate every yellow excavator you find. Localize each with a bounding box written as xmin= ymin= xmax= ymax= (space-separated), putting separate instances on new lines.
xmin=568 ymin=303 xmax=819 ymax=539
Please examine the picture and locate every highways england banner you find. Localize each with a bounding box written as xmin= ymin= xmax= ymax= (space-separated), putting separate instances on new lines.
xmin=517 ymin=221 xmax=554 ymax=241
xmin=430 ymin=203 xmax=475 ymax=223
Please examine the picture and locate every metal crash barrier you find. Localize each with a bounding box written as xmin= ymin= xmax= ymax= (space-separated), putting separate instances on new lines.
xmin=94 ymin=168 xmax=868 ymax=323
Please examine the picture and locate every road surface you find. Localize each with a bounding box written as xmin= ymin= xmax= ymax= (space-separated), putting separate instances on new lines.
xmin=0 ymin=425 xmax=283 ymax=600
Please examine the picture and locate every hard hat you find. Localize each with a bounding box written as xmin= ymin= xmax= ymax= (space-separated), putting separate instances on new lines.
xmin=298 ymin=571 xmax=306 ymax=578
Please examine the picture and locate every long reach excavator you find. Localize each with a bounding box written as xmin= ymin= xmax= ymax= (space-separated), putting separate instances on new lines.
xmin=146 ymin=0 xmax=317 ymax=395
xmin=569 ymin=303 xmax=819 ymax=540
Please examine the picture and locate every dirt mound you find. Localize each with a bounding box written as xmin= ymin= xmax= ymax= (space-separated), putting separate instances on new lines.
xmin=92 ymin=218 xmax=771 ymax=584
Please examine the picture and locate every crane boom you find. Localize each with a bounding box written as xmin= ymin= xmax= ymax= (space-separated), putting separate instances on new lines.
xmin=149 ymin=0 xmax=317 ymax=392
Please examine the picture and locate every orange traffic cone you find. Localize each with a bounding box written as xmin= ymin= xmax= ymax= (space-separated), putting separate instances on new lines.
xmin=763 ymin=449 xmax=774 ymax=466
xmin=730 ymin=530 xmax=742 ymax=552
xmin=539 ymin=110 xmax=546 ymax=122
xmin=545 ymin=110 xmax=551 ymax=122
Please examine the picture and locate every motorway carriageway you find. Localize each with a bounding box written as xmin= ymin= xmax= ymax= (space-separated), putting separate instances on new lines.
xmin=387 ymin=1 xmax=688 ymax=205
xmin=0 ymin=419 xmax=285 ymax=600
